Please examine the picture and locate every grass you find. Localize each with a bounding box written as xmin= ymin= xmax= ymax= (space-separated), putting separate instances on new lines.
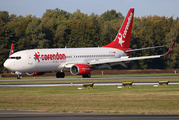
xmin=0 ymin=85 xmax=179 ymax=114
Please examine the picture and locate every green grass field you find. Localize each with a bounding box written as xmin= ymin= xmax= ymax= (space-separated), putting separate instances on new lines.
xmin=0 ymin=85 xmax=179 ymax=114
xmin=0 ymin=73 xmax=179 ymax=114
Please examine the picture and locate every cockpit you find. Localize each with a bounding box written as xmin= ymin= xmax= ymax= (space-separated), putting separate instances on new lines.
xmin=8 ymin=56 xmax=21 ymax=60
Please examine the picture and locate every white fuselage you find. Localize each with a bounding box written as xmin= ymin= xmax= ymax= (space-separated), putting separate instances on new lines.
xmin=4 ymin=47 xmax=126 ymax=73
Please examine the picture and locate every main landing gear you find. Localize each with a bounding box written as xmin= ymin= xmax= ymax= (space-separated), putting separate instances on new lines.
xmin=56 ymin=72 xmax=91 ymax=78
xmin=56 ymin=72 xmax=65 ymax=78
xmin=82 ymin=73 xmax=91 ymax=78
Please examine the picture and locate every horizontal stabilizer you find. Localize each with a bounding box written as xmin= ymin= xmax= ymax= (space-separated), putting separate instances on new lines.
xmin=125 ymin=45 xmax=167 ymax=53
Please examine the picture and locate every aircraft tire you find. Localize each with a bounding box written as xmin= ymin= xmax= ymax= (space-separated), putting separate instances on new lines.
xmin=56 ymin=72 xmax=65 ymax=78
xmin=87 ymin=73 xmax=91 ymax=78
xmin=61 ymin=72 xmax=65 ymax=78
xmin=82 ymin=73 xmax=91 ymax=78
xmin=82 ymin=75 xmax=87 ymax=78
xmin=17 ymin=75 xmax=22 ymax=79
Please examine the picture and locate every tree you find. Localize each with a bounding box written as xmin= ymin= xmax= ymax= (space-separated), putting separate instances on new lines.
xmin=25 ymin=18 xmax=48 ymax=49
xmin=1 ymin=8 xmax=179 ymax=73
xmin=0 ymin=11 xmax=11 ymax=73
xmin=100 ymin=9 xmax=124 ymax=21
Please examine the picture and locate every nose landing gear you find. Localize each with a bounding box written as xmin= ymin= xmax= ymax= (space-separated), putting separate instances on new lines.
xmin=17 ymin=75 xmax=22 ymax=79
xmin=11 ymin=71 xmax=22 ymax=79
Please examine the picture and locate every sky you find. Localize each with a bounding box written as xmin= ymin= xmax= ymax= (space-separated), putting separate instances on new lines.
xmin=0 ymin=0 xmax=179 ymax=19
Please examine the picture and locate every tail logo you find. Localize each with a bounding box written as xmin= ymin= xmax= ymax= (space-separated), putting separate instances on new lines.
xmin=117 ymin=12 xmax=133 ymax=47
xmin=118 ymin=33 xmax=125 ymax=47
xmin=103 ymin=8 xmax=134 ymax=49
xmin=123 ymin=12 xmax=133 ymax=38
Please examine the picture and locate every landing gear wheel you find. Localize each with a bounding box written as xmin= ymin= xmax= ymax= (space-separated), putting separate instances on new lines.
xmin=61 ymin=72 xmax=65 ymax=78
xmin=87 ymin=73 xmax=91 ymax=78
xmin=56 ymin=72 xmax=65 ymax=78
xmin=82 ymin=73 xmax=91 ymax=78
xmin=17 ymin=75 xmax=22 ymax=79
xmin=82 ymin=75 xmax=86 ymax=78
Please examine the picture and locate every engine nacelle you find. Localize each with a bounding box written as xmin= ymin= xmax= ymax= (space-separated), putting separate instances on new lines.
xmin=33 ymin=72 xmax=45 ymax=75
xmin=26 ymin=72 xmax=45 ymax=76
xmin=70 ymin=64 xmax=91 ymax=75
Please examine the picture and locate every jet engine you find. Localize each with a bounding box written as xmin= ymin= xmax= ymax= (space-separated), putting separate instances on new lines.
xmin=70 ymin=64 xmax=91 ymax=75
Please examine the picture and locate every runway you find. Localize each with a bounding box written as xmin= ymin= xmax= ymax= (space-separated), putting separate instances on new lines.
xmin=0 ymin=75 xmax=179 ymax=87
xmin=0 ymin=75 xmax=179 ymax=82
xmin=0 ymin=82 xmax=179 ymax=87
xmin=0 ymin=110 xmax=179 ymax=120
xmin=0 ymin=81 xmax=179 ymax=87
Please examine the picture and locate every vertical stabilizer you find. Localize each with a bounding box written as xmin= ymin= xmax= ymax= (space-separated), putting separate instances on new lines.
xmin=9 ymin=43 xmax=14 ymax=56
xmin=103 ymin=8 xmax=134 ymax=50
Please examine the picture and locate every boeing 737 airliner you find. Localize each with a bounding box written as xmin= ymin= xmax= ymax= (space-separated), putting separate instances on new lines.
xmin=3 ymin=8 xmax=176 ymax=79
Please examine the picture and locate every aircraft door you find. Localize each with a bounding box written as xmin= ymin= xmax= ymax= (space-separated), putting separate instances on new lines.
xmin=72 ymin=54 xmax=75 ymax=61
xmin=28 ymin=54 xmax=33 ymax=65
xmin=115 ymin=50 xmax=121 ymax=58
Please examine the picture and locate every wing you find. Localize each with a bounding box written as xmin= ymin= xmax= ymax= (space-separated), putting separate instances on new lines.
xmin=89 ymin=41 xmax=176 ymax=66
xmin=62 ymin=41 xmax=175 ymax=69
xmin=89 ymin=55 xmax=161 ymax=66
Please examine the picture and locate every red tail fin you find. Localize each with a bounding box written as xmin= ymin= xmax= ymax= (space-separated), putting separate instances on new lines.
xmin=103 ymin=8 xmax=134 ymax=50
xmin=9 ymin=43 xmax=14 ymax=56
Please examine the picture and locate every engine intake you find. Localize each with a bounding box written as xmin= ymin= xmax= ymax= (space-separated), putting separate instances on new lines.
xmin=70 ymin=64 xmax=91 ymax=75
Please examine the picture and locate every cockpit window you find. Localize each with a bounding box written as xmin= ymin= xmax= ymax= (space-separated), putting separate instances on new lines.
xmin=16 ymin=57 xmax=21 ymax=60
xmin=8 ymin=56 xmax=21 ymax=60
xmin=8 ymin=57 xmax=15 ymax=59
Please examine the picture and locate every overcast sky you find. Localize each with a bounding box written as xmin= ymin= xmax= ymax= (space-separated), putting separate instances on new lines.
xmin=0 ymin=0 xmax=178 ymax=19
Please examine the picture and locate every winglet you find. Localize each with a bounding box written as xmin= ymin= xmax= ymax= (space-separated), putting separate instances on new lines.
xmin=9 ymin=43 xmax=14 ymax=56
xmin=162 ymin=41 xmax=176 ymax=56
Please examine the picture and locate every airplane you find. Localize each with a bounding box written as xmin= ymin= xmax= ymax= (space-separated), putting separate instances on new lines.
xmin=3 ymin=8 xmax=176 ymax=79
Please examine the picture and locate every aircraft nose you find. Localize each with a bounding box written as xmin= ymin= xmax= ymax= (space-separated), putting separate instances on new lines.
xmin=4 ymin=60 xmax=8 ymax=68
xmin=3 ymin=60 xmax=11 ymax=70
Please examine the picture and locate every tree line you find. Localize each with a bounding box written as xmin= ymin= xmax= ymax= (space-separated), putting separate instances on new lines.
xmin=0 ymin=8 xmax=179 ymax=73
